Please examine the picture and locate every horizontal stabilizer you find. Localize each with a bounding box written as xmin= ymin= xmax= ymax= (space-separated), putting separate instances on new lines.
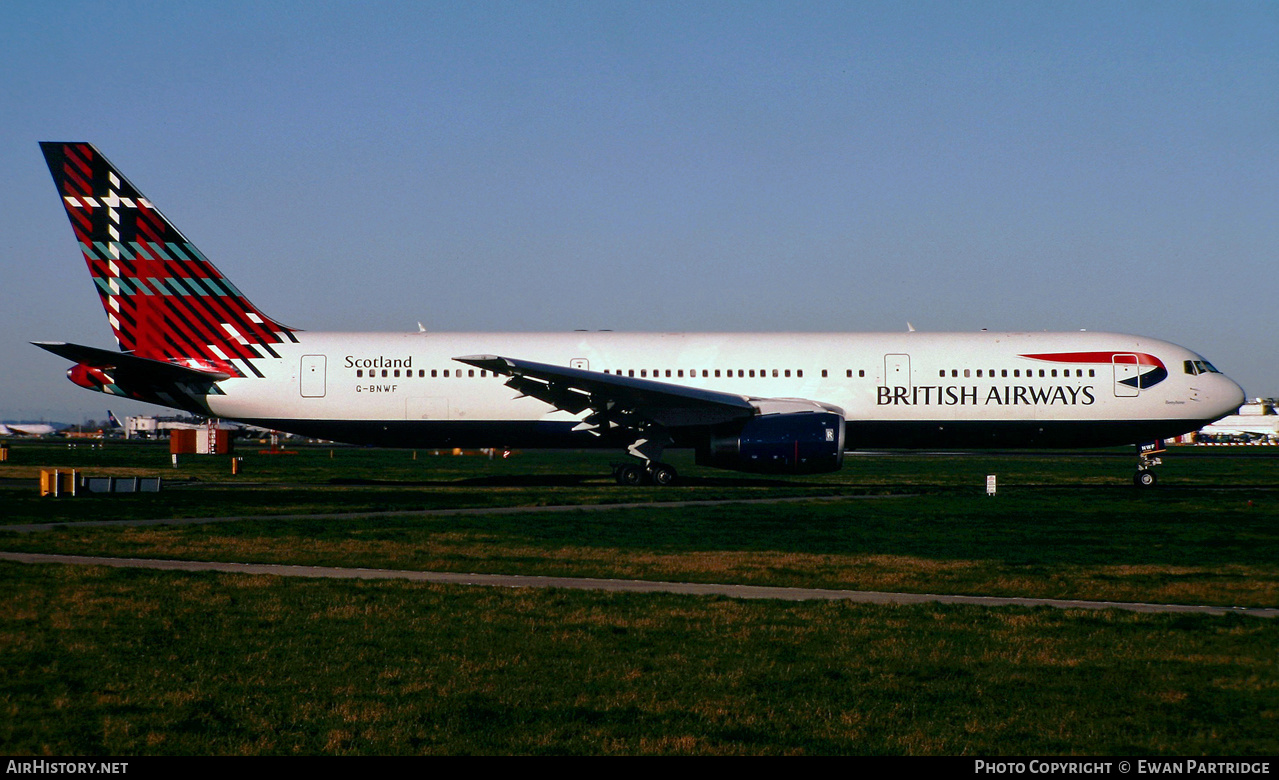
xmin=32 ymin=342 xmax=232 ymax=383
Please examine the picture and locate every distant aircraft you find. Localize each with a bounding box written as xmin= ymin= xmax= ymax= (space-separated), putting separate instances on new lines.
xmin=0 ymin=422 xmax=63 ymax=436
xmin=33 ymin=142 xmax=1245 ymax=486
xmin=1197 ymin=401 xmax=1279 ymax=443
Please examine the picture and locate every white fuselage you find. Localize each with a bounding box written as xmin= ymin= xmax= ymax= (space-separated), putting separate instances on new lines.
xmin=204 ymin=329 xmax=1244 ymax=451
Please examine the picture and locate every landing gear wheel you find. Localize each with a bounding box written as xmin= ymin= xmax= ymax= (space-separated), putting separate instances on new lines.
xmin=1134 ymin=470 xmax=1157 ymax=488
xmin=649 ymin=462 xmax=678 ymax=487
xmin=616 ymin=463 xmax=647 ymax=486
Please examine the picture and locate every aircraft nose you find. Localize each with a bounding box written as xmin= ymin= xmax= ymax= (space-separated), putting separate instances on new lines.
xmin=1216 ymin=375 xmax=1246 ymax=417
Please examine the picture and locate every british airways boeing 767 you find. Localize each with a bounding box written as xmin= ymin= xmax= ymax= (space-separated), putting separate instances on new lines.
xmin=34 ymin=142 xmax=1244 ymax=486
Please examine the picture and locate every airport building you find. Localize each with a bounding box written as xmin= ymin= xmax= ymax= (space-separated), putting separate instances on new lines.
xmin=124 ymin=415 xmax=242 ymax=440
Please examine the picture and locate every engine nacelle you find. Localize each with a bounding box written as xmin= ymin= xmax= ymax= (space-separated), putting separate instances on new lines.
xmin=698 ymin=411 xmax=846 ymax=474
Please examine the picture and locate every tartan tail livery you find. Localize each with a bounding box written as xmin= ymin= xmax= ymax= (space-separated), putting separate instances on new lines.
xmin=34 ymin=142 xmax=1246 ymax=487
xmin=35 ymin=142 xmax=296 ymax=413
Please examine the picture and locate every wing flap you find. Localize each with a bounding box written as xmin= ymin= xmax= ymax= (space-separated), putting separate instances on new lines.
xmin=455 ymin=354 xmax=757 ymax=429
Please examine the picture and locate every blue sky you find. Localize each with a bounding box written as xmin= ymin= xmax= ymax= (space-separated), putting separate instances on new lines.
xmin=2 ymin=1 xmax=1276 ymax=422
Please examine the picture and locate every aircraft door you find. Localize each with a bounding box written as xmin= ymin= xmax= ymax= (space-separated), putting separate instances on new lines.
xmin=884 ymin=354 xmax=911 ymax=390
xmin=1112 ymin=354 xmax=1140 ymax=397
xmin=300 ymin=355 xmax=326 ymax=398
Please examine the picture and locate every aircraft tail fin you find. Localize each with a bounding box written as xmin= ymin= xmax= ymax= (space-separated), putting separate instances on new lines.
xmin=39 ymin=142 xmax=296 ymax=379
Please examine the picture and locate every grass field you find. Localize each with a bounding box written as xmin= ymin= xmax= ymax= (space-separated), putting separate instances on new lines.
xmin=1 ymin=440 xmax=1276 ymax=754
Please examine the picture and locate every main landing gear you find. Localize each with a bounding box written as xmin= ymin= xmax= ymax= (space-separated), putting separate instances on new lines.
xmin=612 ymin=432 xmax=678 ymax=486
xmin=1134 ymin=441 xmax=1164 ymax=488
xmin=612 ymin=461 xmax=679 ymax=486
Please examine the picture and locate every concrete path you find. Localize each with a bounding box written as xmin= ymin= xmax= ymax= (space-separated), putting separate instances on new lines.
xmin=3 ymin=551 xmax=1274 ymax=618
xmin=0 ymin=493 xmax=895 ymax=533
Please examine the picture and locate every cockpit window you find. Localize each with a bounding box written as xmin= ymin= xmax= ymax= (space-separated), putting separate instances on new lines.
xmin=1184 ymin=359 xmax=1220 ymax=376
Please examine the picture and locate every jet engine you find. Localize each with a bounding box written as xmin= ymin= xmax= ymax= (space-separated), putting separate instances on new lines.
xmin=697 ymin=410 xmax=846 ymax=474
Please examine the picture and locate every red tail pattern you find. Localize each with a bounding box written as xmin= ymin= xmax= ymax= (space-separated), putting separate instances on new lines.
xmin=40 ymin=142 xmax=296 ymax=378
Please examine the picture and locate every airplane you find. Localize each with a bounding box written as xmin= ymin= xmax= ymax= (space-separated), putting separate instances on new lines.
xmin=0 ymin=422 xmax=63 ymax=437
xmin=1197 ymin=400 xmax=1279 ymax=443
xmin=33 ymin=142 xmax=1246 ymax=487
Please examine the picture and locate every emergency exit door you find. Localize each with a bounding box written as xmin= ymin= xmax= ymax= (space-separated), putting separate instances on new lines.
xmin=300 ymin=355 xmax=326 ymax=397
xmin=884 ymin=354 xmax=911 ymax=389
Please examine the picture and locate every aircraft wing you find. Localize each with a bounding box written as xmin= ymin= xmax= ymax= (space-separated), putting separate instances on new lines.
xmin=32 ymin=342 xmax=233 ymax=384
xmin=454 ymin=354 xmax=758 ymax=430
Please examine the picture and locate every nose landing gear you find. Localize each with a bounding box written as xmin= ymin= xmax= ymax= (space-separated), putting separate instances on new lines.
xmin=1134 ymin=441 xmax=1164 ymax=488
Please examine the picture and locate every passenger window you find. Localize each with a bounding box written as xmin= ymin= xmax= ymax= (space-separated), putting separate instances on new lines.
xmin=382 ymin=369 xmax=388 ymax=377
xmin=859 ymin=370 xmax=865 ymax=378
xmin=773 ymin=369 xmax=779 ymax=378
xmin=976 ymin=370 xmax=983 ymax=378
xmin=1001 ymin=369 xmax=1007 ymax=377
xmin=964 ymin=369 xmax=970 ymax=378
xmin=356 ymin=370 xmax=363 ymax=378
xmin=821 ymin=370 xmax=828 ymax=378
